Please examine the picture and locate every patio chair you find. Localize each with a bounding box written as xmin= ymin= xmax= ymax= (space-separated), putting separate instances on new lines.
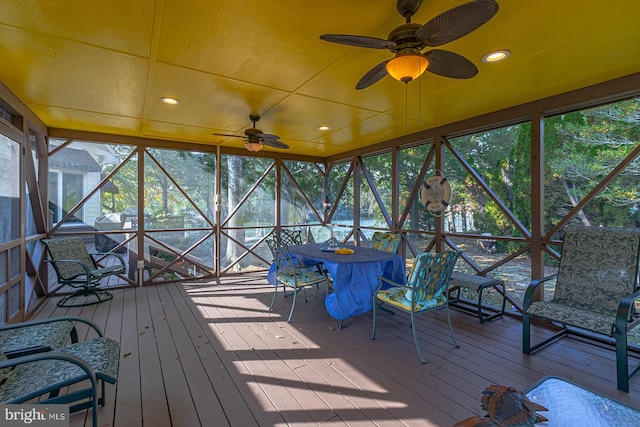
xmin=523 ymin=225 xmax=640 ymax=392
xmin=372 ymin=250 xmax=460 ymax=363
xmin=0 ymin=316 xmax=104 ymax=358
xmin=266 ymin=238 xmax=330 ymax=322
xmin=0 ymin=335 xmax=120 ymax=427
xmin=274 ymin=229 xmax=303 ymax=246
xmin=42 ymin=236 xmax=125 ymax=307
xmin=306 ymin=225 xmax=338 ymax=245
xmin=370 ymin=231 xmax=402 ymax=253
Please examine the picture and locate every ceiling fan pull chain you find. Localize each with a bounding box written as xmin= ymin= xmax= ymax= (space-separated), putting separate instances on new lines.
xmin=418 ymin=74 xmax=421 ymax=123
xmin=405 ymin=83 xmax=409 ymax=128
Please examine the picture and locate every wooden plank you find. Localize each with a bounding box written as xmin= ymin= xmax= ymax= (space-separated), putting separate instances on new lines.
xmin=135 ymin=286 xmax=171 ymax=426
xmin=26 ymin=274 xmax=640 ymax=427
xmin=167 ymin=283 xmax=261 ymax=427
xmin=146 ymin=285 xmax=201 ymax=426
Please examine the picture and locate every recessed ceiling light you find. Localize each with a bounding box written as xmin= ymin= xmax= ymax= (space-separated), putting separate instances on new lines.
xmin=160 ymin=97 xmax=180 ymax=105
xmin=482 ymin=50 xmax=510 ymax=63
xmin=318 ymin=125 xmax=330 ymax=131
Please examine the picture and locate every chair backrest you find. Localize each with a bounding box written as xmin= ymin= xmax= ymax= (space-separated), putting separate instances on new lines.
xmin=370 ymin=232 xmax=402 ymax=253
xmin=275 ymin=229 xmax=303 ymax=246
xmin=554 ymin=225 xmax=640 ymax=316
xmin=266 ymin=237 xmax=296 ymax=273
xmin=308 ymin=225 xmax=336 ymax=244
xmin=41 ymin=237 xmax=96 ymax=280
xmin=406 ymin=251 xmax=459 ymax=306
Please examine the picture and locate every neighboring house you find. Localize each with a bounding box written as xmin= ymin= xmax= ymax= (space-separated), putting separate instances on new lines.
xmin=48 ymin=141 xmax=119 ymax=228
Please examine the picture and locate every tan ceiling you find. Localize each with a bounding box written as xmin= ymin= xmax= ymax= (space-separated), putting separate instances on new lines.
xmin=1 ymin=1 xmax=640 ymax=158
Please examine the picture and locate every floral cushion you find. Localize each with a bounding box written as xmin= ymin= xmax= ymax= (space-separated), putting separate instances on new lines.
xmin=55 ymin=337 xmax=119 ymax=383
xmin=376 ymin=287 xmax=446 ymax=312
xmin=0 ymin=320 xmax=74 ymax=357
xmin=526 ymin=301 xmax=616 ymax=336
xmin=42 ymin=237 xmax=125 ymax=282
xmin=276 ymin=267 xmax=328 ymax=289
xmin=526 ymin=226 xmax=640 ymax=336
xmin=552 ymin=226 xmax=640 ymax=316
xmin=0 ymin=337 xmax=119 ymax=403
xmin=375 ymin=251 xmax=458 ymax=312
xmin=42 ymin=237 xmax=97 ymax=280
xmin=370 ymin=232 xmax=401 ymax=253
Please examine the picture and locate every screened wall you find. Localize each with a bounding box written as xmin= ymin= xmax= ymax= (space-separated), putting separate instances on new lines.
xmin=1 ymin=77 xmax=639 ymax=322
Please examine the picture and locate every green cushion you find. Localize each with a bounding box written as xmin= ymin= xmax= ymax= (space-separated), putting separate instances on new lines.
xmin=0 ymin=337 xmax=119 ymax=404
xmin=276 ymin=267 xmax=328 ymax=288
xmin=0 ymin=321 xmax=74 ymax=357
xmin=376 ymin=287 xmax=446 ymax=312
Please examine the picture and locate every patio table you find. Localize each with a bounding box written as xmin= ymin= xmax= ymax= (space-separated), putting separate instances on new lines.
xmin=268 ymin=243 xmax=406 ymax=321
xmin=525 ymin=376 xmax=640 ymax=426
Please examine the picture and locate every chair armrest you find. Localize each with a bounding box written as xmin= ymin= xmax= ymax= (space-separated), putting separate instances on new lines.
xmin=0 ymin=351 xmax=98 ymax=389
xmin=44 ymin=259 xmax=92 ymax=275
xmin=0 ymin=316 xmax=104 ymax=337
xmin=523 ymin=274 xmax=558 ymax=311
xmin=615 ymin=289 xmax=640 ymax=334
xmin=92 ymin=252 xmax=126 ymax=267
xmin=376 ymin=275 xmax=407 ymax=292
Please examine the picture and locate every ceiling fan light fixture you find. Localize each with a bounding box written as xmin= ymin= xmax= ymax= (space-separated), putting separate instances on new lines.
xmin=386 ymin=49 xmax=428 ymax=83
xmin=244 ymin=141 xmax=264 ymax=152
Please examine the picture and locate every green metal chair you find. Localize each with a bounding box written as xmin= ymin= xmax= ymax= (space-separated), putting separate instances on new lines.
xmin=523 ymin=225 xmax=640 ymax=392
xmin=274 ymin=229 xmax=303 ymax=246
xmin=266 ymin=238 xmax=330 ymax=322
xmin=370 ymin=231 xmax=402 ymax=253
xmin=372 ymin=250 xmax=460 ymax=363
xmin=42 ymin=237 xmax=125 ymax=307
xmin=0 ymin=336 xmax=119 ymax=427
xmin=0 ymin=316 xmax=105 ymax=358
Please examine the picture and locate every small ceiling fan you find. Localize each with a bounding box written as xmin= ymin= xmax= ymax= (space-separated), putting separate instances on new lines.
xmin=212 ymin=114 xmax=289 ymax=152
xmin=319 ymin=0 xmax=499 ymax=89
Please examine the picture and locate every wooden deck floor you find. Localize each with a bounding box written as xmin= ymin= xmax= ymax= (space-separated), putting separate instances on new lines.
xmin=31 ymin=273 xmax=640 ymax=426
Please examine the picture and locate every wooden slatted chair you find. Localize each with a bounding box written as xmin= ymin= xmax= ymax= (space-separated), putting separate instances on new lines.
xmin=372 ymin=251 xmax=460 ymax=363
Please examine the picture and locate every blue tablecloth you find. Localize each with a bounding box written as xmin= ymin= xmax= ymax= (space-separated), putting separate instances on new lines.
xmin=267 ymin=243 xmax=406 ymax=320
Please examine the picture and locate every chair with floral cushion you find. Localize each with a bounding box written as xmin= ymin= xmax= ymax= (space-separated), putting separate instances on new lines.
xmin=0 ymin=330 xmax=119 ymax=427
xmin=42 ymin=236 xmax=125 ymax=307
xmin=370 ymin=231 xmax=402 ymax=253
xmin=0 ymin=316 xmax=105 ymax=358
xmin=372 ymin=250 xmax=460 ymax=363
xmin=523 ymin=225 xmax=640 ymax=392
xmin=266 ymin=237 xmax=331 ymax=322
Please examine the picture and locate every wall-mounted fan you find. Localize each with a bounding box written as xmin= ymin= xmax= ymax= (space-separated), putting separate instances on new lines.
xmin=320 ymin=0 xmax=499 ymax=89
xmin=213 ymin=114 xmax=289 ymax=152
xmin=420 ymin=174 xmax=452 ymax=215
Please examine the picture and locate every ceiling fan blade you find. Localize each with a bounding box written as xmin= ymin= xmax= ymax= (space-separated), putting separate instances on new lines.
xmin=212 ymin=133 xmax=246 ymax=139
xmin=320 ymin=34 xmax=396 ymax=50
xmin=425 ymin=49 xmax=478 ymax=79
xmin=262 ymin=139 xmax=289 ymax=149
xmin=416 ymin=0 xmax=499 ymax=47
xmin=356 ymin=60 xmax=390 ymax=90
xmin=257 ymin=133 xmax=280 ymax=140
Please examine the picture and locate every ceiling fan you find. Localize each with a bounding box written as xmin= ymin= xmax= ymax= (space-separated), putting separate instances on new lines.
xmin=319 ymin=0 xmax=499 ymax=89
xmin=212 ymin=114 xmax=289 ymax=152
